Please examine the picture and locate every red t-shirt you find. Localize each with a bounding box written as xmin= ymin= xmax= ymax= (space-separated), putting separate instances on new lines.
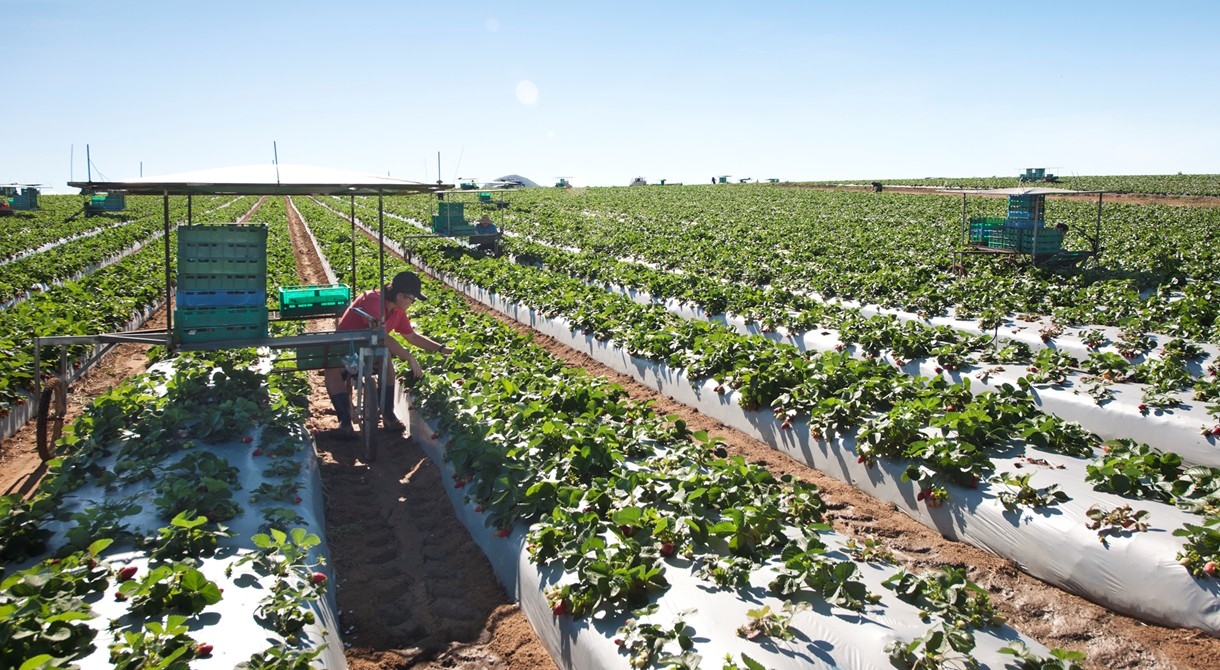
xmin=336 ymin=289 xmax=414 ymax=337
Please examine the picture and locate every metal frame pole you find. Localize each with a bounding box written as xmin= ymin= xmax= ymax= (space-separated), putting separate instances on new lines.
xmin=1095 ymin=192 xmax=1103 ymax=257
xmin=350 ymin=195 xmax=356 ymax=291
xmin=163 ymin=189 xmax=173 ymax=345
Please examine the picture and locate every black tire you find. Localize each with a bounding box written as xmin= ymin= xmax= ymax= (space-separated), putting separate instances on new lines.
xmin=361 ymin=373 xmax=378 ymax=463
xmin=35 ymin=378 xmax=66 ymax=462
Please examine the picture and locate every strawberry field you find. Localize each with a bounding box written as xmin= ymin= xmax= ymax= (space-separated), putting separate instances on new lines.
xmin=2 ymin=182 xmax=1220 ymax=669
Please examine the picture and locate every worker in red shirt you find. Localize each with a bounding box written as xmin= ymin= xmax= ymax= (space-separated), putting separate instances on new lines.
xmin=325 ymin=271 xmax=451 ymax=437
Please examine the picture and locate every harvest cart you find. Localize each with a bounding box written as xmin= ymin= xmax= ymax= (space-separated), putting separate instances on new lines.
xmin=400 ymin=187 xmax=508 ymax=257
xmin=33 ymin=165 xmax=448 ymax=463
xmin=951 ymin=186 xmax=1106 ymax=272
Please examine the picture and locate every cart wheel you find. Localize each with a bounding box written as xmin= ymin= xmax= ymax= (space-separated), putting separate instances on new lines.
xmin=36 ymin=377 xmax=67 ymax=462
xmin=361 ymin=373 xmax=378 ymax=463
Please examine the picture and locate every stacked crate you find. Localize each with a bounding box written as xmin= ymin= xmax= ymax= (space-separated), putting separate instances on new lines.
xmin=968 ymin=217 xmax=1006 ymax=246
xmin=175 ymin=224 xmax=269 ymax=344
xmin=1006 ymin=194 xmax=1045 ymax=228
xmin=431 ymin=201 xmax=477 ymax=235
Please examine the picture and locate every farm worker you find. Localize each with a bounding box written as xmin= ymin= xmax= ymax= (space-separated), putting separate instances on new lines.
xmin=475 ymin=213 xmax=498 ymax=234
xmin=473 ymin=214 xmax=500 ymax=254
xmin=325 ymin=271 xmax=452 ymax=438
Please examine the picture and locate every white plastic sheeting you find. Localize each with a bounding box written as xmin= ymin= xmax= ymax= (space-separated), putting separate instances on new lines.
xmin=411 ymin=402 xmax=1054 ymax=670
xmin=603 ymin=284 xmax=1220 ymax=468
xmin=437 ymin=276 xmax=1220 ymax=637
xmin=19 ymin=364 xmax=345 ymax=670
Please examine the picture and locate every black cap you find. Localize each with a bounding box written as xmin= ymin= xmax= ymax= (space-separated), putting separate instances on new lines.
xmin=388 ymin=271 xmax=426 ymax=301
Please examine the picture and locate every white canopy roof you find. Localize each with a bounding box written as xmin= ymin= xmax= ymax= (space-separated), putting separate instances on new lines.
xmin=68 ymin=163 xmax=448 ymax=196
xmin=944 ymin=186 xmax=1104 ymax=196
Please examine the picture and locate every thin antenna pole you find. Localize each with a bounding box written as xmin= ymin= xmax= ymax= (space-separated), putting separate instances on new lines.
xmin=70 ymin=145 xmax=74 ymax=182
xmin=437 ymin=152 xmax=442 ymax=185
xmin=452 ymin=146 xmax=464 ymax=183
xmin=86 ymin=144 xmax=92 ymax=183
xmin=273 ymin=142 xmax=281 ymax=184
xmin=140 ymin=162 xmax=143 ymax=177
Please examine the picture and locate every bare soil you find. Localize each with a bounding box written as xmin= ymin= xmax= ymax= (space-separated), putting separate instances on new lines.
xmin=3 ymin=196 xmax=1219 ymax=669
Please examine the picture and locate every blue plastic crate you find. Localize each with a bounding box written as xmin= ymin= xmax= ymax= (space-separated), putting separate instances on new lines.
xmin=177 ymin=289 xmax=267 ymax=308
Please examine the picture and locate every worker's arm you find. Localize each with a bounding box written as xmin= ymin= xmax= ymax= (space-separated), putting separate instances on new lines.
xmin=385 ymin=336 xmax=424 ymax=378
xmin=402 ymin=331 xmax=452 ymax=356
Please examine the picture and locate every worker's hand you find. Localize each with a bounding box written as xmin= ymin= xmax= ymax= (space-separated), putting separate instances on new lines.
xmin=410 ymin=360 xmax=425 ymax=379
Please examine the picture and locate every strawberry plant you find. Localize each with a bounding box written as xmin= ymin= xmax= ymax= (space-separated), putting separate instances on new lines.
xmin=883 ymin=566 xmax=1004 ymax=629
xmin=886 ymin=621 xmax=979 ymax=670
xmin=736 ymin=601 xmax=809 ymax=642
xmin=1085 ymin=440 xmax=1182 ymax=503
xmin=138 ymin=511 xmax=231 ymax=564
xmin=0 ymin=539 xmax=112 ymax=667
xmin=0 ymin=493 xmax=54 ymax=562
xmin=998 ymin=641 xmax=1086 ymax=670
xmin=108 ymin=614 xmax=199 ymax=670
xmin=768 ymin=531 xmax=878 ymax=611
xmin=1174 ymin=516 xmax=1220 ymax=577
xmin=615 ymin=606 xmax=699 ymax=669
xmin=1085 ymin=504 xmax=1151 ymax=546
xmin=235 ymin=643 xmax=329 ymax=670
xmin=114 ymin=561 xmax=223 ymax=619
xmin=844 ymin=535 xmax=896 ymax=564
xmin=989 ymin=472 xmax=1070 ymax=512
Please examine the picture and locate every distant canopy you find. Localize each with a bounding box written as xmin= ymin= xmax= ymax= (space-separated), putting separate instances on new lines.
xmin=68 ymin=164 xmax=447 ymax=196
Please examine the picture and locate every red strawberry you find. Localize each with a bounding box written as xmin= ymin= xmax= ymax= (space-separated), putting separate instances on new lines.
xmin=243 ymin=436 xmax=254 ymax=443
xmin=495 ymin=528 xmax=511 ymax=538
xmin=252 ymin=448 xmax=263 ymax=457
xmin=934 ymin=367 xmax=943 ymax=374
xmin=1204 ymin=562 xmax=1217 ymax=576
xmin=660 ymin=542 xmax=675 ymax=557
xmin=311 ymin=571 xmax=328 ymax=585
xmin=857 ymin=454 xmax=866 ymax=464
xmin=294 ymin=497 xmax=303 ymax=504
xmin=117 ymin=566 xmax=138 ymax=582
xmin=196 ymin=644 xmax=214 ymax=658
xmin=619 ymin=525 xmax=634 ymax=537
xmin=114 ymin=591 xmax=127 ymax=601
xmin=431 ymin=433 xmax=440 ymax=440
xmin=1211 ymin=426 xmax=1220 ymax=437
xmin=945 ymin=405 xmax=956 ymax=413
xmin=475 ymin=505 xmax=483 ymax=513
xmin=780 ymin=420 xmax=792 ymax=430
xmin=552 ymin=599 xmax=569 ymax=616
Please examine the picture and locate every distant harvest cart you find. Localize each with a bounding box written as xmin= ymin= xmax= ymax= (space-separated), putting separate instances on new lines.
xmin=950 ymin=187 xmax=1106 ymax=271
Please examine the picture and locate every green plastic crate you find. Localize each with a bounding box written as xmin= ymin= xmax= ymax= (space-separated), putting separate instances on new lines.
xmin=992 ymin=227 xmax=1063 ymax=253
xmin=278 ymin=284 xmax=351 ymax=317
xmin=967 ymin=217 xmax=1005 ymax=245
xmin=178 ymin=272 xmax=266 ymax=291
xmin=178 ymin=224 xmax=268 ymax=248
xmin=175 ymin=305 xmax=268 ymax=329
xmin=175 ymin=322 xmax=268 ymax=345
xmin=281 ymin=343 xmax=354 ymax=371
xmin=178 ymin=255 xmax=267 ymax=279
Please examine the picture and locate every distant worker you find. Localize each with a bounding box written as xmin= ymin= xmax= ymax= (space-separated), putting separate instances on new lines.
xmin=473 ymin=214 xmax=501 ymax=255
xmin=475 ymin=213 xmax=498 ymax=235
xmin=326 ymin=271 xmax=451 ymax=438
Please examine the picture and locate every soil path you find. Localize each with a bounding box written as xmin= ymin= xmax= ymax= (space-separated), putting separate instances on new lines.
xmin=3 ymin=198 xmax=1219 ymax=669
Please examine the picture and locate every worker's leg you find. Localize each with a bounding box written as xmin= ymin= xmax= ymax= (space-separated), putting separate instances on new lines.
xmin=379 ymin=372 xmax=403 ymax=430
xmin=324 ymin=368 xmax=354 ymax=436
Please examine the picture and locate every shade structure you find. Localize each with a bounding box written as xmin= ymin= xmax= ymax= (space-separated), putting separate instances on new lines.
xmin=69 ymin=163 xmax=448 ymax=196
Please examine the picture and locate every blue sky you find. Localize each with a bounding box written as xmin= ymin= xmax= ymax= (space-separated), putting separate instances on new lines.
xmin=4 ymin=1 xmax=1217 ymax=191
